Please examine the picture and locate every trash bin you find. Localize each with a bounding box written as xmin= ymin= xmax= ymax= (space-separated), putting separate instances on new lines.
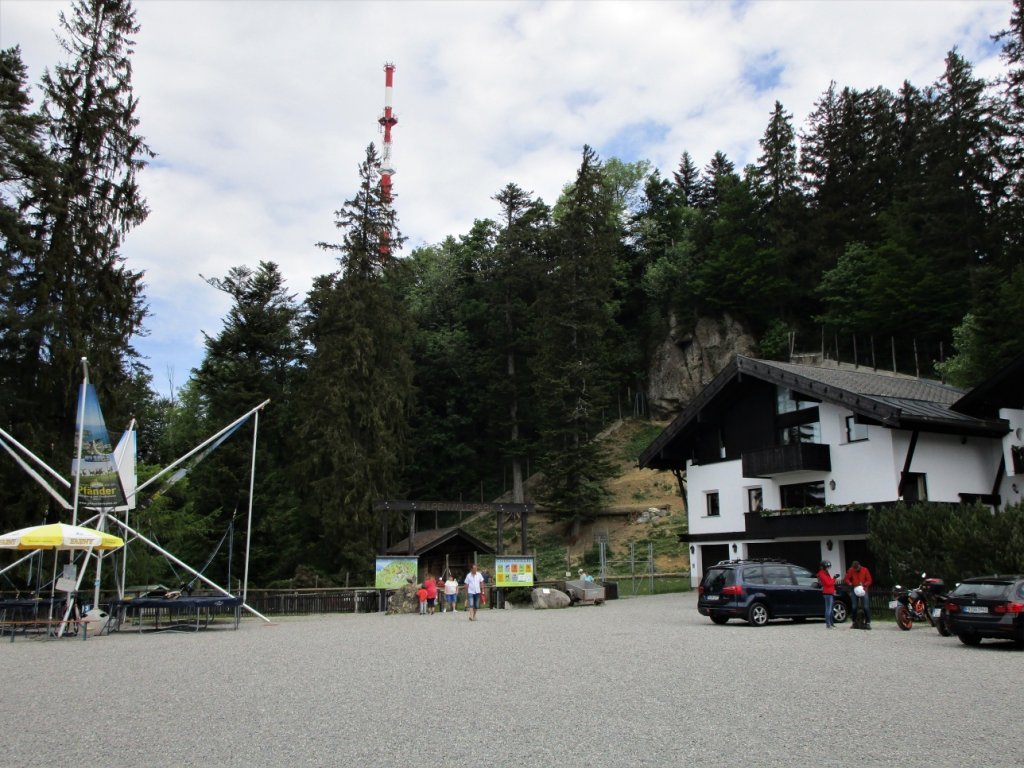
xmin=602 ymin=582 xmax=619 ymax=600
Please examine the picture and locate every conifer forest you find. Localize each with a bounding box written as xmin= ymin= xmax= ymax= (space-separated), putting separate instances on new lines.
xmin=2 ymin=0 xmax=1024 ymax=586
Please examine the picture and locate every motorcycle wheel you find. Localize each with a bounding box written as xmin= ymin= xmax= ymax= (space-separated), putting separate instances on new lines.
xmin=895 ymin=605 xmax=914 ymax=631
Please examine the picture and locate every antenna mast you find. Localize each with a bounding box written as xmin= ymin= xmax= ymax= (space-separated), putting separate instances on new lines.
xmin=378 ymin=63 xmax=397 ymax=256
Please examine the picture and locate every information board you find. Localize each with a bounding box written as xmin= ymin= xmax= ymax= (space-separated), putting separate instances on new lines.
xmin=495 ymin=556 xmax=535 ymax=587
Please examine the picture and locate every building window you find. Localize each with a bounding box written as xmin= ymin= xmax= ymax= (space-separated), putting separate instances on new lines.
xmin=779 ymin=422 xmax=821 ymax=445
xmin=846 ymin=416 xmax=868 ymax=442
xmin=706 ymin=491 xmax=720 ymax=517
xmin=780 ymin=481 xmax=825 ymax=509
xmin=775 ymin=387 xmax=819 ymax=415
xmin=747 ymin=487 xmax=763 ymax=513
xmin=902 ymin=473 xmax=928 ymax=503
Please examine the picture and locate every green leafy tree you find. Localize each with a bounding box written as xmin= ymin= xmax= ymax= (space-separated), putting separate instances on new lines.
xmin=869 ymin=502 xmax=1024 ymax=585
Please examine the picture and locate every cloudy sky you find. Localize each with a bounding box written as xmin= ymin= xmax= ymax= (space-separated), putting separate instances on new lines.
xmin=0 ymin=0 xmax=1013 ymax=397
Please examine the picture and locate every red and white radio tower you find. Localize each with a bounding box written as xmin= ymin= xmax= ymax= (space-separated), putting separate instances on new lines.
xmin=378 ymin=63 xmax=397 ymax=203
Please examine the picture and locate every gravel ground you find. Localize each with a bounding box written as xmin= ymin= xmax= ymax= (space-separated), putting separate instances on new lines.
xmin=3 ymin=591 xmax=1021 ymax=767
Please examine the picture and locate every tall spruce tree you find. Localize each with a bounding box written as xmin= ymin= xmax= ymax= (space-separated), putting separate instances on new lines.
xmin=298 ymin=144 xmax=415 ymax=577
xmin=190 ymin=261 xmax=303 ymax=583
xmin=749 ymin=101 xmax=804 ymax=320
xmin=37 ymin=0 xmax=149 ymax=430
xmin=0 ymin=47 xmax=56 ymax=530
xmin=533 ymin=146 xmax=618 ymax=537
xmin=0 ymin=2 xmax=149 ymax=531
xmin=672 ymin=151 xmax=701 ymax=207
xmin=486 ymin=184 xmax=548 ymax=505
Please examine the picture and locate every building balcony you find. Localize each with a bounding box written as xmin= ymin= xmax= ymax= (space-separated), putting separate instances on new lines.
xmin=741 ymin=442 xmax=831 ymax=477
xmin=744 ymin=505 xmax=869 ymax=538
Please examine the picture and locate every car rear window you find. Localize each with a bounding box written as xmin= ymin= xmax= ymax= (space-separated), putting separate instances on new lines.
xmin=952 ymin=581 xmax=1012 ymax=599
xmin=702 ymin=568 xmax=736 ymax=591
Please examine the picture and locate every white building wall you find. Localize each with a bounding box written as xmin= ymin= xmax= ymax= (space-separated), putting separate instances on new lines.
xmin=819 ymin=403 xmax=897 ymax=505
xmin=899 ymin=431 xmax=1003 ymax=501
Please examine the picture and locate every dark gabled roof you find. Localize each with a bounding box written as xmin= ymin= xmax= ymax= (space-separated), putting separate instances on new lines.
xmin=952 ymin=351 xmax=1024 ymax=416
xmin=385 ymin=526 xmax=495 ymax=556
xmin=639 ymin=355 xmax=1008 ymax=470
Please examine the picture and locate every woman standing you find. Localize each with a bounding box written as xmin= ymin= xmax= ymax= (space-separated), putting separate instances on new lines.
xmin=817 ymin=560 xmax=836 ymax=629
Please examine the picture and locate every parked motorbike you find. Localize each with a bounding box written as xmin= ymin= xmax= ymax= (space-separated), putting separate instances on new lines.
xmin=890 ymin=574 xmax=950 ymax=634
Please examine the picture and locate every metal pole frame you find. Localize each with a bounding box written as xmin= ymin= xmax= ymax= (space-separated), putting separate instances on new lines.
xmin=109 ymin=516 xmax=271 ymax=623
xmin=70 ymin=359 xmax=89 ymax=527
xmin=242 ymin=409 xmax=259 ymax=604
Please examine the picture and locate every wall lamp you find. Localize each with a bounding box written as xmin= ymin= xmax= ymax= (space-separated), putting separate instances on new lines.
xmin=690 ymin=545 xmax=695 ymax=554
xmin=731 ymin=543 xmax=738 ymax=553
xmin=826 ymin=539 xmax=833 ymax=551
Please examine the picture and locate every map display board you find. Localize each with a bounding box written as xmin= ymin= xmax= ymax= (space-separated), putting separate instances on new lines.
xmin=375 ymin=557 xmax=418 ymax=589
xmin=495 ymin=556 xmax=535 ymax=587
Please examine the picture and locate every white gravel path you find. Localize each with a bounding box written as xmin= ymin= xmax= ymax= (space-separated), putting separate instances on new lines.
xmin=2 ymin=592 xmax=1020 ymax=767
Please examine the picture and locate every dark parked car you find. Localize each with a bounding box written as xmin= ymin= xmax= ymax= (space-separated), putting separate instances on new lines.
xmin=697 ymin=558 xmax=850 ymax=626
xmin=945 ymin=575 xmax=1024 ymax=647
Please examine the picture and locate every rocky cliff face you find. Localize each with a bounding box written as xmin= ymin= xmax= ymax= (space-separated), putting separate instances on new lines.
xmin=646 ymin=313 xmax=758 ymax=419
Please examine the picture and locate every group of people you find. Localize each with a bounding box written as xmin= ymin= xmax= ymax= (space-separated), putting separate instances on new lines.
xmin=416 ymin=563 xmax=488 ymax=621
xmin=815 ymin=560 xmax=873 ymax=629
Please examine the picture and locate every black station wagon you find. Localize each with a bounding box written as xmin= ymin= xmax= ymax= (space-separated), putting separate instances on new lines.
xmin=697 ymin=558 xmax=850 ymax=626
xmin=945 ymin=575 xmax=1024 ymax=647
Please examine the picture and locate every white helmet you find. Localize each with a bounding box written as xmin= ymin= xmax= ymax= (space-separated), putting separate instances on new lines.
xmin=854 ymin=585 xmax=866 ymax=597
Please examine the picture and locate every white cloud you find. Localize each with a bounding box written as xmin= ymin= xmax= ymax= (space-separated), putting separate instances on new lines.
xmin=0 ymin=0 xmax=1012 ymax=395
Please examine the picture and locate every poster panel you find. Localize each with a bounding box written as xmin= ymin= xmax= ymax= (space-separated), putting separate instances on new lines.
xmin=375 ymin=557 xmax=418 ymax=589
xmin=71 ymin=383 xmax=125 ymax=508
xmin=495 ymin=556 xmax=535 ymax=587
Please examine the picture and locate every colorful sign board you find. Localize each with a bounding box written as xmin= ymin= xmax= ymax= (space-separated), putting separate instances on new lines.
xmin=375 ymin=557 xmax=418 ymax=589
xmin=495 ymin=556 xmax=535 ymax=587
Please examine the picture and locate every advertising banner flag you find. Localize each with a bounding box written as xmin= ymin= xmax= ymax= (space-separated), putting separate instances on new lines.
xmin=495 ymin=556 xmax=535 ymax=587
xmin=71 ymin=383 xmax=125 ymax=509
xmin=375 ymin=557 xmax=418 ymax=589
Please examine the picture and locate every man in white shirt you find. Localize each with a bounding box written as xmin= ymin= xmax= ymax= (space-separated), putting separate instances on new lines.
xmin=464 ymin=563 xmax=485 ymax=621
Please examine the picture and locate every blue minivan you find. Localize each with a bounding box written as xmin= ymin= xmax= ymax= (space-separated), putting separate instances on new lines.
xmin=698 ymin=558 xmax=850 ymax=626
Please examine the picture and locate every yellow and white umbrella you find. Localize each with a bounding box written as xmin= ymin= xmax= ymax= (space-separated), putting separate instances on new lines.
xmin=0 ymin=522 xmax=123 ymax=551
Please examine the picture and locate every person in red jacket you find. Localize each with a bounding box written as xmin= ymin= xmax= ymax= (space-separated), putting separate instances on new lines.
xmin=845 ymin=560 xmax=873 ymax=629
xmin=424 ymin=575 xmax=438 ymax=616
xmin=816 ymin=560 xmax=836 ymax=629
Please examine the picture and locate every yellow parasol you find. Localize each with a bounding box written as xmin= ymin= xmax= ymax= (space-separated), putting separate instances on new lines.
xmin=0 ymin=522 xmax=123 ymax=551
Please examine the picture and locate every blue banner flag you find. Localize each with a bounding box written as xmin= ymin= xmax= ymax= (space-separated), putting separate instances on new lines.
xmin=72 ymin=383 xmax=126 ymax=508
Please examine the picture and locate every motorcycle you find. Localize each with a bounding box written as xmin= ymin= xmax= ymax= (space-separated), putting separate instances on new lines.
xmin=890 ymin=573 xmax=951 ymax=635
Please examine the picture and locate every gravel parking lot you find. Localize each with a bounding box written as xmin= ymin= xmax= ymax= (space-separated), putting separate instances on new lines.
xmin=4 ymin=591 xmax=1020 ymax=767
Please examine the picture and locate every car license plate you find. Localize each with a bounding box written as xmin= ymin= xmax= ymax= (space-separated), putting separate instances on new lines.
xmin=963 ymin=606 xmax=988 ymax=614
xmin=888 ymin=600 xmax=898 ymax=609
xmin=931 ymin=608 xmax=942 ymax=618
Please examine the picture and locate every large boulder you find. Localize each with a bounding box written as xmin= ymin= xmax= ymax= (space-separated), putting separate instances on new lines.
xmin=531 ymin=587 xmax=571 ymax=609
xmin=387 ymin=582 xmax=420 ymax=614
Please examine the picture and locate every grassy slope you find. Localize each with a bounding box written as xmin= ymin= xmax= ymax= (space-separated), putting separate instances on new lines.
xmin=465 ymin=418 xmax=689 ymax=580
